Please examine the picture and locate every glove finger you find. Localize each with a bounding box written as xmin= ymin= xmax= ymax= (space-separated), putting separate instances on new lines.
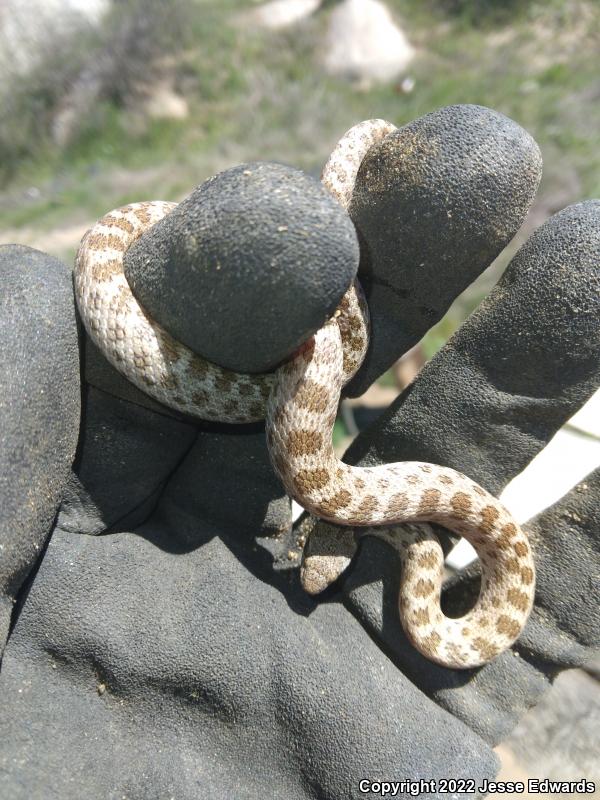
xmin=346 ymin=103 xmax=542 ymax=395
xmin=0 ymin=246 xmax=80 ymax=657
xmin=345 ymin=200 xmax=600 ymax=496
xmin=319 ymin=201 xmax=600 ymax=743
xmin=302 ymin=200 xmax=600 ymax=595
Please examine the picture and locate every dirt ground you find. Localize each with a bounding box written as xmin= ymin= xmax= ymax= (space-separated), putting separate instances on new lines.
xmin=496 ymin=667 xmax=600 ymax=798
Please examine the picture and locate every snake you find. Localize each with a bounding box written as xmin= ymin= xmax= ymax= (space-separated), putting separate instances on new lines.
xmin=74 ymin=119 xmax=535 ymax=669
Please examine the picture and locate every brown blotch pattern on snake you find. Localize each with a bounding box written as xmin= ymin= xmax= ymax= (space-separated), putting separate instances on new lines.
xmin=414 ymin=578 xmax=436 ymax=598
xmin=413 ymin=607 xmax=431 ymax=626
xmin=506 ymin=588 xmax=530 ymax=612
xmin=496 ymin=615 xmax=521 ymax=638
xmin=293 ymin=468 xmax=331 ymax=494
xmin=319 ymin=490 xmax=353 ymax=515
xmin=480 ymin=505 xmax=500 ymax=532
xmin=450 ymin=491 xmax=472 ymax=515
xmin=286 ymin=430 xmax=323 ymax=456
xmin=418 ymin=488 xmax=442 ymax=514
xmin=294 ymin=380 xmax=330 ymax=414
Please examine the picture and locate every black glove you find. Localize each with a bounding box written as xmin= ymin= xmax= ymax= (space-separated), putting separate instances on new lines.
xmin=0 ymin=105 xmax=598 ymax=799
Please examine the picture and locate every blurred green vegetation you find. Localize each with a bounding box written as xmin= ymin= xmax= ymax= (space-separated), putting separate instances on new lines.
xmin=0 ymin=0 xmax=598 ymax=361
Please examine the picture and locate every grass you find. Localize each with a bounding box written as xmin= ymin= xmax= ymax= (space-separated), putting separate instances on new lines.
xmin=2 ymin=2 xmax=598 ymax=211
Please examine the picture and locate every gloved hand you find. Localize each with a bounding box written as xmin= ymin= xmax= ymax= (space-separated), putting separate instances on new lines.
xmin=0 ymin=104 xmax=598 ymax=800
xmin=301 ymin=106 xmax=600 ymax=747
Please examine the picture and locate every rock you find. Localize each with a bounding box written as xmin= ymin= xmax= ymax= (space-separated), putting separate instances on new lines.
xmin=248 ymin=0 xmax=322 ymax=29
xmin=142 ymin=80 xmax=189 ymax=121
xmin=347 ymin=103 xmax=543 ymax=395
xmin=0 ymin=245 xmax=80 ymax=654
xmin=0 ymin=0 xmax=107 ymax=77
xmin=499 ymin=669 xmax=600 ymax=781
xmin=323 ymin=0 xmax=415 ymax=85
xmin=123 ymin=161 xmax=360 ymax=373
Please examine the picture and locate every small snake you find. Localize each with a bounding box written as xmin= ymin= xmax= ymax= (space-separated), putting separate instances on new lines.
xmin=74 ymin=120 xmax=535 ymax=669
